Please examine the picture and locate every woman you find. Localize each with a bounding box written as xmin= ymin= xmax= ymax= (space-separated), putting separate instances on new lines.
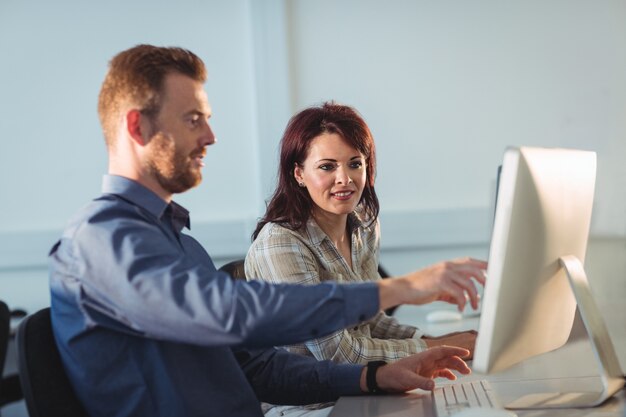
xmin=245 ymin=102 xmax=486 ymax=365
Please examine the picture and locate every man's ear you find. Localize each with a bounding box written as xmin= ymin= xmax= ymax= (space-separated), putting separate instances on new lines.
xmin=126 ymin=110 xmax=146 ymax=146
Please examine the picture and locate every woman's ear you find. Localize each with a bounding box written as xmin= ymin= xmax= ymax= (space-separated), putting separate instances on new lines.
xmin=293 ymin=163 xmax=304 ymax=185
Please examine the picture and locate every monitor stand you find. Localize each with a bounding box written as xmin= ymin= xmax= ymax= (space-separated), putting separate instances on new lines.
xmin=506 ymin=255 xmax=625 ymax=409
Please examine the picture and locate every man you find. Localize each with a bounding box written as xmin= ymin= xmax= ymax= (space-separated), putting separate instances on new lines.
xmin=50 ymin=45 xmax=484 ymax=417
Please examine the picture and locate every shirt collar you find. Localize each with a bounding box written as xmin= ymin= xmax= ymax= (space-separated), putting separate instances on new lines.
xmin=165 ymin=201 xmax=191 ymax=232
xmin=305 ymin=212 xmax=364 ymax=245
xmin=101 ymin=175 xmax=191 ymax=231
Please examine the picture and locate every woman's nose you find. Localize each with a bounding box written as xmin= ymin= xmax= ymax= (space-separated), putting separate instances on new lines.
xmin=335 ymin=166 xmax=352 ymax=185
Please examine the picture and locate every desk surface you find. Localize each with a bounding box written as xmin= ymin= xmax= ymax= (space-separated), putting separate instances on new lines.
xmin=331 ymin=341 xmax=625 ymax=417
xmin=330 ymin=238 xmax=626 ymax=417
xmin=331 ymin=376 xmax=626 ymax=417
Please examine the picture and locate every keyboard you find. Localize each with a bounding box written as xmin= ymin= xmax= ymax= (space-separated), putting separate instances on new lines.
xmin=432 ymin=379 xmax=500 ymax=416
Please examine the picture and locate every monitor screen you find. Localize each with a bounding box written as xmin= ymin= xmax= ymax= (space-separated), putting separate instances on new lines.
xmin=473 ymin=146 xmax=596 ymax=374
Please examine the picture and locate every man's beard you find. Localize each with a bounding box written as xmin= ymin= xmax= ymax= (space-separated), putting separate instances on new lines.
xmin=147 ymin=132 xmax=202 ymax=194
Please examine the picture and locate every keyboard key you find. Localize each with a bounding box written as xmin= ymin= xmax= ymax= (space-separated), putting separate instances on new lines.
xmin=432 ymin=379 xmax=501 ymax=416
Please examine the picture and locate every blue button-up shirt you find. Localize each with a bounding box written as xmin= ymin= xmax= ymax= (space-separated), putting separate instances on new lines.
xmin=50 ymin=175 xmax=379 ymax=417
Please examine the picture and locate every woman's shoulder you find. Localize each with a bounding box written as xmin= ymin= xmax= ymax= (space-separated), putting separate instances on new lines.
xmin=350 ymin=212 xmax=380 ymax=234
xmin=252 ymin=221 xmax=309 ymax=245
xmin=246 ymin=221 xmax=319 ymax=273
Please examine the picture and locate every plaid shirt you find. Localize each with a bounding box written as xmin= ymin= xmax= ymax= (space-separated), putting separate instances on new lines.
xmin=245 ymin=214 xmax=427 ymax=365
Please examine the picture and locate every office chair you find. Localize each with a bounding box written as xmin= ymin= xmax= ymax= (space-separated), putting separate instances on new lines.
xmin=0 ymin=300 xmax=22 ymax=412
xmin=16 ymin=308 xmax=88 ymax=417
xmin=218 ymin=258 xmax=246 ymax=280
xmin=0 ymin=302 xmax=9 ymax=382
xmin=0 ymin=301 xmax=11 ymax=408
xmin=377 ymin=265 xmax=398 ymax=316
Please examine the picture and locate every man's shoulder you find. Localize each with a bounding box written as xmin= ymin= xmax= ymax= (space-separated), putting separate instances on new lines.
xmin=64 ymin=194 xmax=151 ymax=236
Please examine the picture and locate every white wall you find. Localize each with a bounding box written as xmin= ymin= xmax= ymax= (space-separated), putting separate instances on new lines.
xmin=1 ymin=3 xmax=625 ymax=415
xmin=1 ymin=0 xmax=625 ymax=314
xmin=0 ymin=1 xmax=263 ymax=233
xmin=288 ymin=0 xmax=626 ymax=236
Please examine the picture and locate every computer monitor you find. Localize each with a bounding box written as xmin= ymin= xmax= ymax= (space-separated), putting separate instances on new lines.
xmin=472 ymin=146 xmax=624 ymax=409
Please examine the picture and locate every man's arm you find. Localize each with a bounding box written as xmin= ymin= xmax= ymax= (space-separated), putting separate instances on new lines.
xmin=377 ymin=257 xmax=487 ymax=311
xmin=52 ymin=199 xmax=484 ymax=350
xmin=235 ymin=347 xmax=363 ymax=405
xmin=365 ymin=346 xmax=472 ymax=393
xmin=237 ymin=345 xmax=472 ymax=404
xmin=50 ymin=210 xmax=379 ymax=349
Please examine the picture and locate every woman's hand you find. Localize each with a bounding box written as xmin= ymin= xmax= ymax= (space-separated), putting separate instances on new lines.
xmin=423 ymin=330 xmax=478 ymax=359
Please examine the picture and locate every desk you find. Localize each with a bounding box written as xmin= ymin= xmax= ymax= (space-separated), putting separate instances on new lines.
xmin=331 ymin=377 xmax=626 ymax=417
xmin=330 ymin=238 xmax=626 ymax=417
xmin=331 ymin=335 xmax=626 ymax=416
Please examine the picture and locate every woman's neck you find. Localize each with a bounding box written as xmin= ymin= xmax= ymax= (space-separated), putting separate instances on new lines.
xmin=311 ymin=210 xmax=348 ymax=243
xmin=311 ymin=210 xmax=352 ymax=271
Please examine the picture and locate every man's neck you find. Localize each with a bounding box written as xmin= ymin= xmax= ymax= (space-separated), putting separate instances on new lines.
xmin=108 ymin=163 xmax=172 ymax=203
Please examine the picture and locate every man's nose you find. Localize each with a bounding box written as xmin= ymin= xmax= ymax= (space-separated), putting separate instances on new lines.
xmin=202 ymin=121 xmax=217 ymax=146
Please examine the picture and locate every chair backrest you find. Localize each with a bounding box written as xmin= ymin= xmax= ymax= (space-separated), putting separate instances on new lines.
xmin=0 ymin=301 xmax=9 ymax=378
xmin=16 ymin=308 xmax=89 ymax=417
xmin=0 ymin=300 xmax=24 ymax=409
xmin=218 ymin=258 xmax=246 ymax=280
xmin=378 ymin=265 xmax=398 ymax=316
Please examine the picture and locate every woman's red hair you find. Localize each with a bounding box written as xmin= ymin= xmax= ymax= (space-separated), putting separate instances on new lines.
xmin=252 ymin=102 xmax=379 ymax=240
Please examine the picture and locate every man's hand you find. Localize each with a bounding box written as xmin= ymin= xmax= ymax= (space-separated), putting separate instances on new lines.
xmin=360 ymin=346 xmax=471 ymax=393
xmin=378 ymin=257 xmax=487 ymax=312
xmin=423 ymin=331 xmax=478 ymax=359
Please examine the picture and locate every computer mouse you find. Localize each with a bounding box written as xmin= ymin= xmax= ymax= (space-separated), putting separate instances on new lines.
xmin=425 ymin=310 xmax=463 ymax=323
xmin=450 ymin=407 xmax=517 ymax=417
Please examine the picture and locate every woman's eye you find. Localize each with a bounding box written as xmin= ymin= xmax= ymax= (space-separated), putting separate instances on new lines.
xmin=350 ymin=161 xmax=363 ymax=169
xmin=319 ymin=164 xmax=334 ymax=171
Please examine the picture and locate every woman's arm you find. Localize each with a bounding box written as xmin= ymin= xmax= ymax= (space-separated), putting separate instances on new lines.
xmin=245 ymin=225 xmax=428 ymax=362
